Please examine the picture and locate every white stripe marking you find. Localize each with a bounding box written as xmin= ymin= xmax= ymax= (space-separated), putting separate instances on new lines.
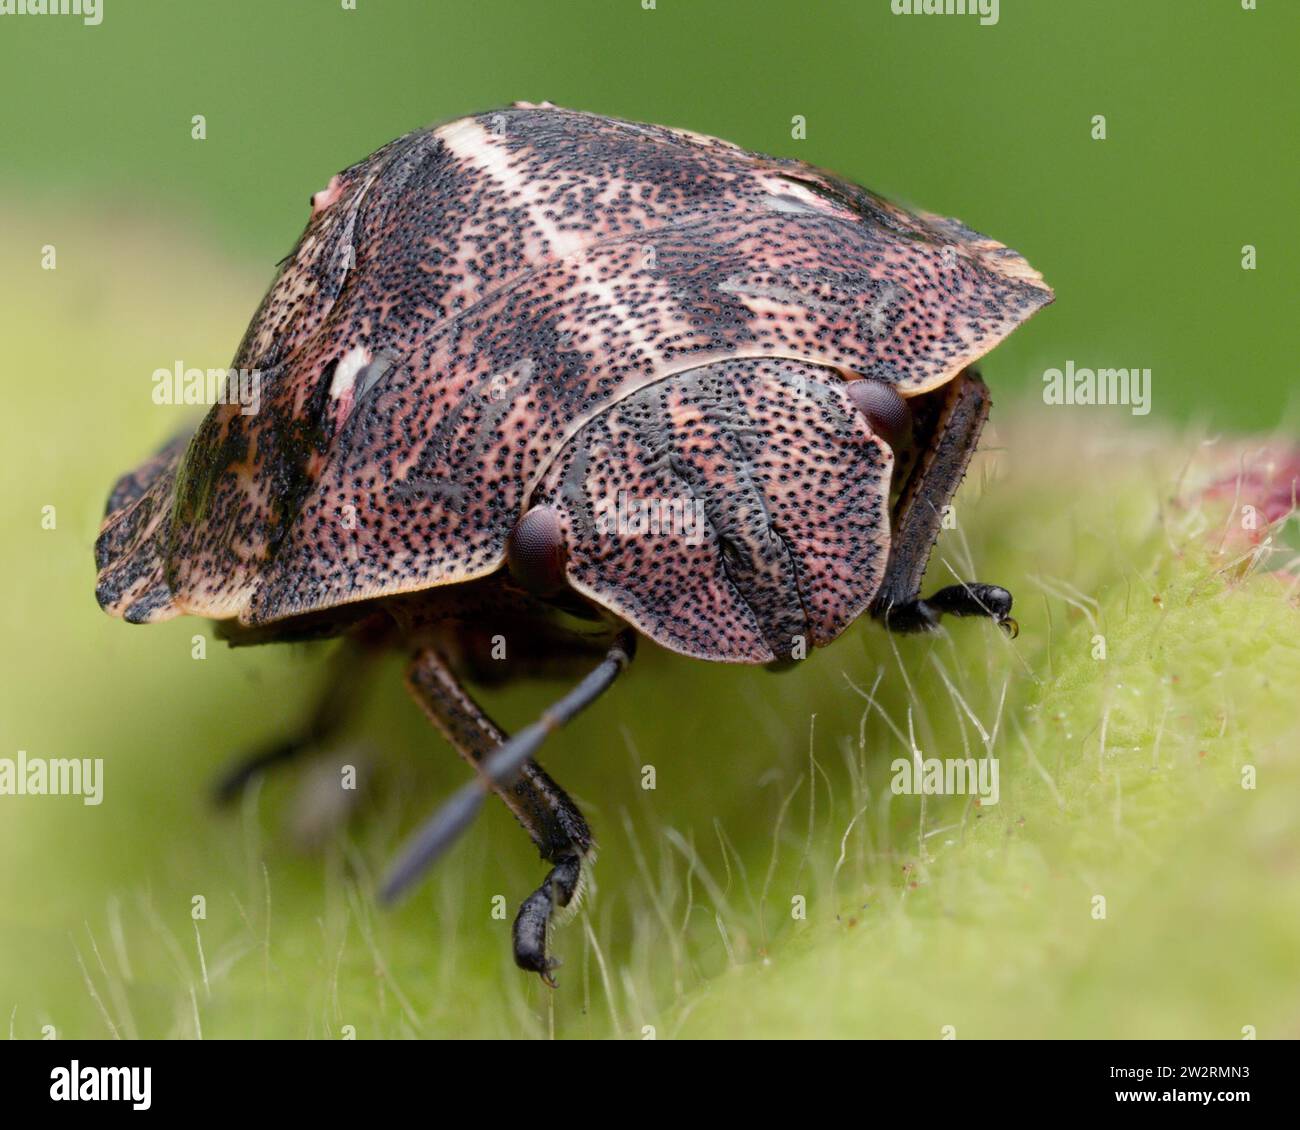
xmin=438 ymin=119 xmax=589 ymax=259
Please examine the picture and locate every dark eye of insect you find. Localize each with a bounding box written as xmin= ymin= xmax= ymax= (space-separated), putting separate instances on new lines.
xmin=507 ymin=505 xmax=568 ymax=596
xmin=847 ymin=379 xmax=913 ymax=453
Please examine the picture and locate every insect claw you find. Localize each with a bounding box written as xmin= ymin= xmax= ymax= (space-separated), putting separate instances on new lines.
xmin=999 ymin=616 xmax=1020 ymax=639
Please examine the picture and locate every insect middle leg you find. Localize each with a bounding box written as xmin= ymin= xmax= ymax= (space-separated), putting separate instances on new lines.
xmin=213 ymin=632 xmax=379 ymax=804
xmin=870 ymin=369 xmax=1017 ymax=636
xmin=401 ymin=646 xmax=613 ymax=984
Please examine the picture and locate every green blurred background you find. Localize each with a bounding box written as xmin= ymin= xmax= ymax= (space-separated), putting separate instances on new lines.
xmin=3 ymin=0 xmax=1296 ymax=429
xmin=2 ymin=0 xmax=1298 ymax=1039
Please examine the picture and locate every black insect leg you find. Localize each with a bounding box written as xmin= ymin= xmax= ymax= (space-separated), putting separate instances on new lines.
xmin=870 ymin=369 xmax=1018 ymax=637
xmin=387 ymin=632 xmax=635 ymax=985
xmin=213 ymin=636 xmax=375 ymax=804
xmin=874 ymin=581 xmax=1017 ymax=636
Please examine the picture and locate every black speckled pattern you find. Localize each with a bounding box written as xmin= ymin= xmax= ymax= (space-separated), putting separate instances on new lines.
xmin=94 ymin=104 xmax=1052 ymax=643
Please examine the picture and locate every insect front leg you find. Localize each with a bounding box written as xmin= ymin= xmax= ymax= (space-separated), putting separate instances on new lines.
xmin=870 ymin=369 xmax=1018 ymax=637
xmin=391 ymin=635 xmax=634 ymax=985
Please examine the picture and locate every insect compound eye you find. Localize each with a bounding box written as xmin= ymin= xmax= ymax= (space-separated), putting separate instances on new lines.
xmin=506 ymin=505 xmax=568 ymax=597
xmin=846 ymin=379 xmax=913 ymax=453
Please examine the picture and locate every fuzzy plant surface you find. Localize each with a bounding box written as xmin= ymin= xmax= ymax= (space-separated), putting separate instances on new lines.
xmin=2 ymin=211 xmax=1298 ymax=1040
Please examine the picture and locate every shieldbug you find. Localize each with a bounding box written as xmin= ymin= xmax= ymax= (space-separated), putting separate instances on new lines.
xmin=95 ymin=103 xmax=1052 ymax=983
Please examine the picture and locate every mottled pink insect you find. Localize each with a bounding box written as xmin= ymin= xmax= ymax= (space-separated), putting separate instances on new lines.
xmin=96 ymin=104 xmax=1053 ymax=982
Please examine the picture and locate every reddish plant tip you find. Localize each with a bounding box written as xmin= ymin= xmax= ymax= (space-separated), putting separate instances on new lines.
xmin=1200 ymin=445 xmax=1300 ymax=546
xmin=507 ymin=505 xmax=568 ymax=596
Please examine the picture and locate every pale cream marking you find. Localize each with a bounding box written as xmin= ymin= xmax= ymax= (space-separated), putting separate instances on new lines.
xmin=574 ymin=271 xmax=659 ymax=361
xmin=438 ymin=119 xmax=590 ymax=259
xmin=664 ymin=124 xmax=745 ymax=152
xmin=755 ymin=172 xmax=840 ymax=216
xmin=330 ymin=346 xmax=371 ymax=399
xmin=311 ymin=174 xmax=344 ymax=217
